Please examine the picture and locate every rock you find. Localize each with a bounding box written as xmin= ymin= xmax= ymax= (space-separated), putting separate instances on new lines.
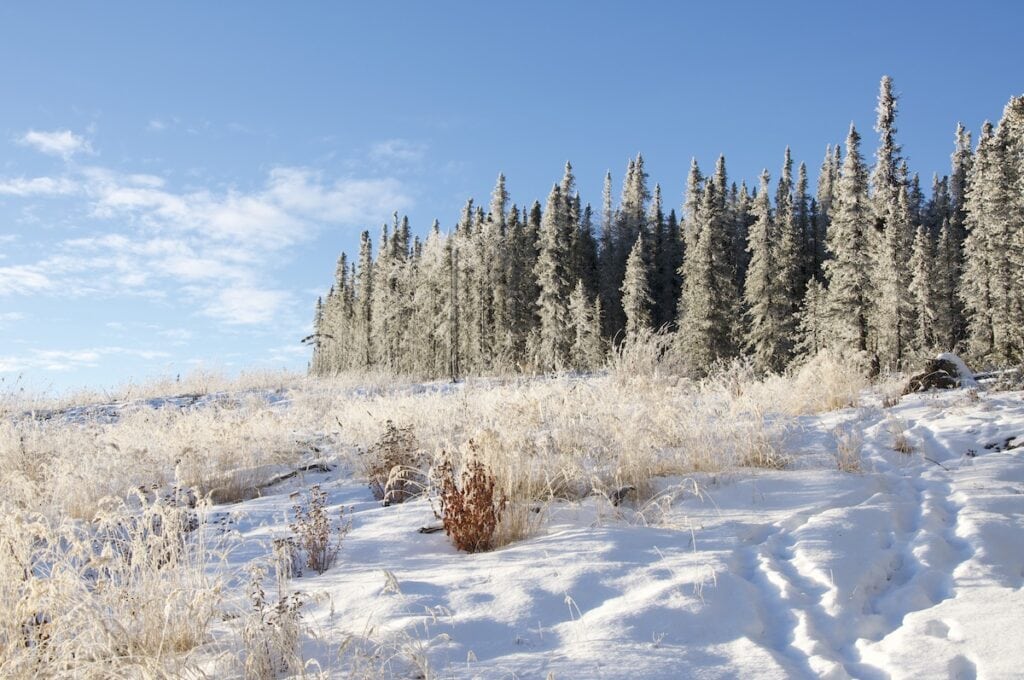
xmin=903 ymin=354 xmax=975 ymax=395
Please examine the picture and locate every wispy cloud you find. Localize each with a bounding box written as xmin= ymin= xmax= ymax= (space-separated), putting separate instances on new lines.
xmin=0 ymin=176 xmax=79 ymax=197
xmin=0 ymin=264 xmax=55 ymax=295
xmin=0 ymin=312 xmax=24 ymax=328
xmin=203 ymin=287 xmax=292 ymax=325
xmin=18 ymin=129 xmax=92 ymax=158
xmin=0 ymin=346 xmax=171 ymax=373
xmin=1 ymin=128 xmax=415 ymax=334
xmin=369 ymin=138 xmax=428 ymax=166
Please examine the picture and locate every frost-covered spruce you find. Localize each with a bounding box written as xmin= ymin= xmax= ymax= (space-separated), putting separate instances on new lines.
xmin=677 ymin=176 xmax=739 ymax=371
xmin=908 ymin=223 xmax=937 ymax=355
xmin=568 ymin=279 xmax=605 ymax=370
xmin=870 ymin=75 xmax=913 ymax=367
xmin=534 ymin=184 xmax=573 ymax=371
xmin=824 ymin=124 xmax=872 ymax=355
xmin=774 ymin=147 xmax=802 ymax=360
xmin=744 ymin=170 xmax=785 ymax=373
xmin=621 ymin=234 xmax=652 ymax=339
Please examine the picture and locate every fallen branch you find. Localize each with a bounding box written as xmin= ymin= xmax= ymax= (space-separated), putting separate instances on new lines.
xmin=923 ymin=456 xmax=950 ymax=471
xmin=259 ymin=461 xmax=335 ymax=490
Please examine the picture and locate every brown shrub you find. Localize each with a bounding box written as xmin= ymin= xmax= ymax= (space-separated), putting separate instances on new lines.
xmin=436 ymin=445 xmax=507 ymax=553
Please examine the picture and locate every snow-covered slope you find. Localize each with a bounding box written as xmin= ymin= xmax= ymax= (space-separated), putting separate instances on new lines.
xmin=199 ymin=387 xmax=1024 ymax=679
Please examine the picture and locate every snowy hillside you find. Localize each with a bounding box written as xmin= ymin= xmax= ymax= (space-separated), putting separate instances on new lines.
xmin=3 ymin=362 xmax=1023 ymax=679
xmin=190 ymin=385 xmax=1023 ymax=679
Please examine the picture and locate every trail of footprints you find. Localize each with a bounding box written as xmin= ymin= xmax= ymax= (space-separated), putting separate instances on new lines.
xmin=737 ymin=416 xmax=976 ymax=679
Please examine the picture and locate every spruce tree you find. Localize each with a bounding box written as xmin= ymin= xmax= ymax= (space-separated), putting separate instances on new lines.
xmin=795 ymin=162 xmax=813 ymax=288
xmin=908 ymin=223 xmax=936 ymax=355
xmin=774 ymin=147 xmax=802 ymax=361
xmin=869 ymin=75 xmax=905 ymax=365
xmin=744 ymin=170 xmax=785 ymax=373
xmin=796 ymin=279 xmax=829 ymax=359
xmin=824 ymin=124 xmax=872 ymax=355
xmin=568 ymin=279 xmax=605 ymax=370
xmin=534 ymin=184 xmax=572 ymax=371
xmin=933 ymin=218 xmax=958 ymax=350
xmin=677 ymin=177 xmax=739 ymax=370
xmin=621 ymin=234 xmax=652 ymax=339
xmin=598 ymin=170 xmax=618 ymax=338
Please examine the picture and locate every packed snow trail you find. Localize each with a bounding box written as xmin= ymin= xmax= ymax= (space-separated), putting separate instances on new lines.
xmin=194 ymin=388 xmax=1024 ymax=679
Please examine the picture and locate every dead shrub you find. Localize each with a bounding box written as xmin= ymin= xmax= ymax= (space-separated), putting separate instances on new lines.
xmin=834 ymin=425 xmax=864 ymax=473
xmin=435 ymin=445 xmax=508 ymax=553
xmin=887 ymin=416 xmax=915 ymax=454
xmin=365 ymin=420 xmax=426 ymax=506
xmin=242 ymin=566 xmax=305 ymax=678
xmin=290 ymin=484 xmax=349 ymax=575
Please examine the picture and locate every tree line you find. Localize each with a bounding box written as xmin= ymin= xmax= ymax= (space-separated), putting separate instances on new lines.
xmin=308 ymin=77 xmax=1024 ymax=378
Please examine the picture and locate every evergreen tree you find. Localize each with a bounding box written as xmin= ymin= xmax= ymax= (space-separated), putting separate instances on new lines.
xmin=534 ymin=184 xmax=572 ymax=371
xmin=621 ymin=235 xmax=652 ymax=338
xmin=796 ymin=279 xmax=829 ymax=359
xmin=744 ymin=170 xmax=786 ymax=372
xmin=648 ymin=184 xmax=669 ymax=327
xmin=908 ymin=223 xmax=937 ymax=355
xmin=598 ymin=170 xmax=618 ymax=338
xmin=812 ymin=144 xmax=838 ymax=282
xmin=574 ymin=203 xmax=600 ymax=301
xmin=795 ymin=162 xmax=813 ymax=287
xmin=774 ymin=147 xmax=802 ymax=360
xmin=933 ymin=218 xmax=959 ymax=350
xmin=948 ymin=123 xmax=974 ymax=343
xmin=568 ymin=279 xmax=604 ymax=370
xmin=959 ymin=111 xmax=1024 ymax=363
xmin=732 ymin=181 xmax=753 ymax=293
xmin=677 ymin=177 xmax=739 ymax=370
xmin=869 ymin=75 xmax=905 ymax=364
xmin=824 ymin=124 xmax=872 ymax=355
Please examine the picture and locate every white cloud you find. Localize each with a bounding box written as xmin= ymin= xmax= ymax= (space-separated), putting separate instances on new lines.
xmin=0 ymin=346 xmax=172 ymax=373
xmin=369 ymin=138 xmax=427 ymax=166
xmin=158 ymin=328 xmax=193 ymax=343
xmin=265 ymin=167 xmax=410 ymax=225
xmin=0 ymin=139 xmax=413 ymax=331
xmin=0 ymin=264 xmax=54 ymax=295
xmin=0 ymin=176 xmax=78 ymax=197
xmin=0 ymin=312 xmax=24 ymax=328
xmin=147 ymin=119 xmax=167 ymax=132
xmin=18 ymin=129 xmax=92 ymax=158
xmin=203 ymin=287 xmax=291 ymax=325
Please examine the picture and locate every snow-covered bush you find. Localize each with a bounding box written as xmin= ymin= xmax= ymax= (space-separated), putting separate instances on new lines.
xmin=365 ymin=420 xmax=426 ymax=506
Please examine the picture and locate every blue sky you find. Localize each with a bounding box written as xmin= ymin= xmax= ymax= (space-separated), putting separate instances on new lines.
xmin=1 ymin=1 xmax=1021 ymax=392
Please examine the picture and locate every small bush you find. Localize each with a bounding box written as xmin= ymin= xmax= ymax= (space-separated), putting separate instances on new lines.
xmin=290 ymin=485 xmax=349 ymax=575
xmin=242 ymin=566 xmax=305 ymax=679
xmin=834 ymin=425 xmax=864 ymax=473
xmin=366 ymin=420 xmax=426 ymax=506
xmin=435 ymin=445 xmax=507 ymax=553
xmin=887 ymin=416 xmax=914 ymax=454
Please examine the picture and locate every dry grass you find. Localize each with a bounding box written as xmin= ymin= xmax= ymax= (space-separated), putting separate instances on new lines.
xmin=0 ymin=346 xmax=876 ymax=674
xmin=0 ymin=493 xmax=223 ymax=678
xmin=834 ymin=424 xmax=865 ymax=473
xmin=887 ymin=415 xmax=915 ymax=454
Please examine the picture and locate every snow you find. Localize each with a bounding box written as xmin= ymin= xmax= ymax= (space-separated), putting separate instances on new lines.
xmin=190 ymin=386 xmax=1023 ymax=678
xmin=936 ymin=352 xmax=979 ymax=389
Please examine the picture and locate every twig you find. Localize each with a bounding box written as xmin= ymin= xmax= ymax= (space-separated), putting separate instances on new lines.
xmin=923 ymin=456 xmax=950 ymax=471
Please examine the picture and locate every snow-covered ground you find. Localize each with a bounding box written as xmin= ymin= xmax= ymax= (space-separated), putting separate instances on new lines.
xmin=191 ymin=385 xmax=1024 ymax=679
